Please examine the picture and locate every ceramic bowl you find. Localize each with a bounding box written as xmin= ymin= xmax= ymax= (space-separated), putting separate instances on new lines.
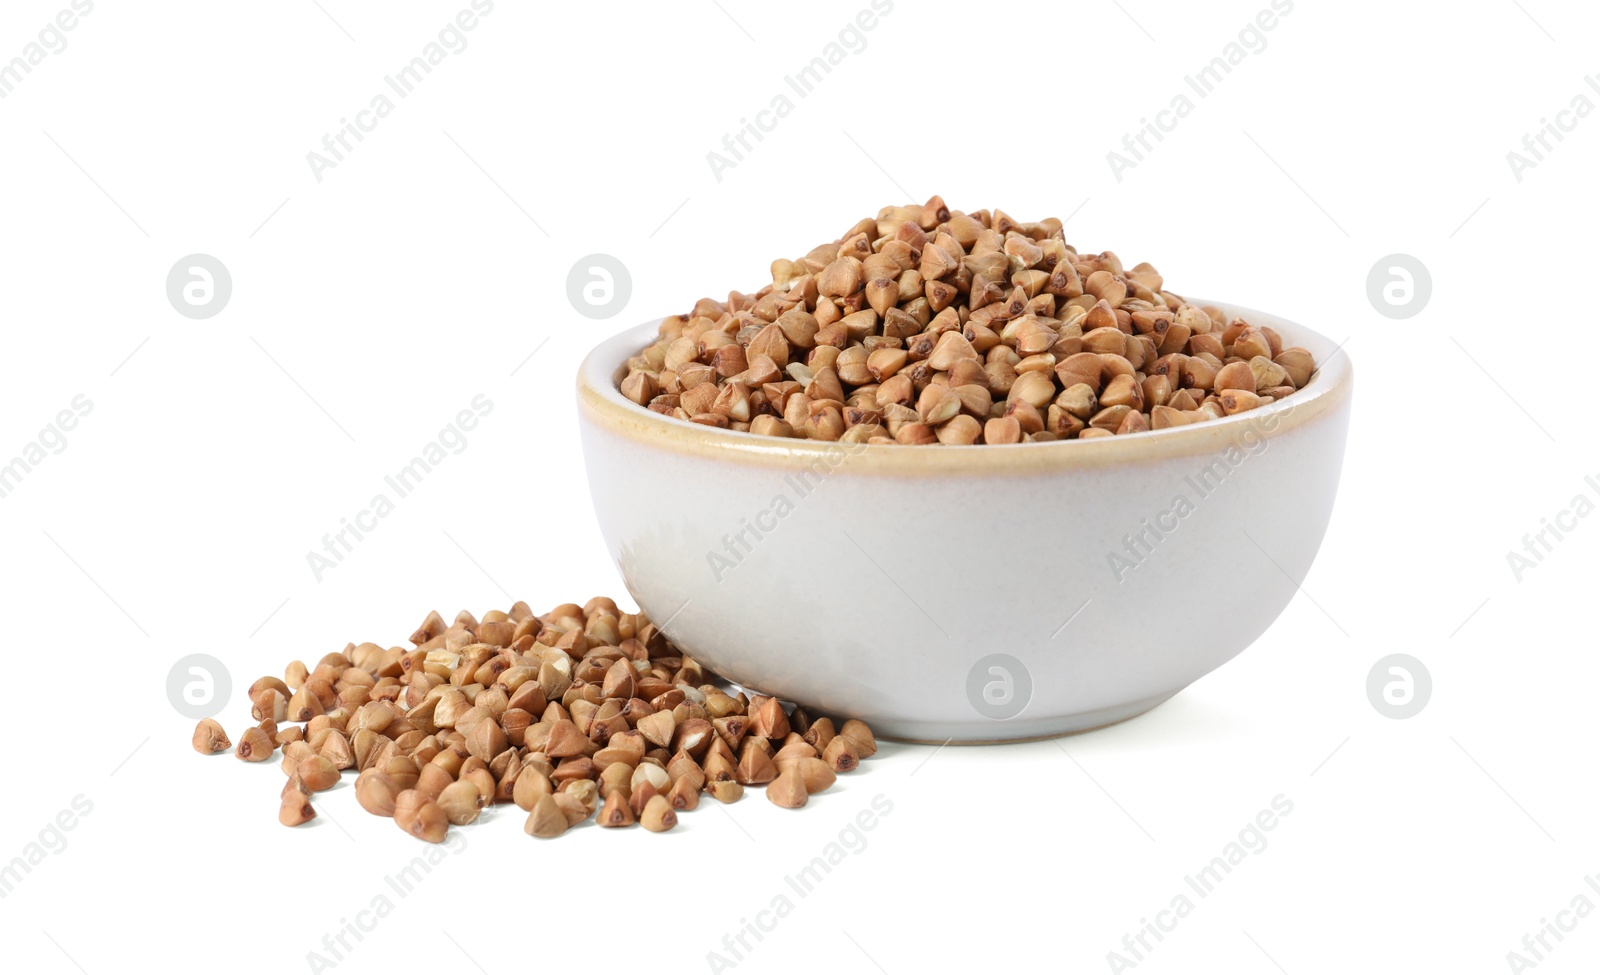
xmin=577 ymin=301 xmax=1352 ymax=742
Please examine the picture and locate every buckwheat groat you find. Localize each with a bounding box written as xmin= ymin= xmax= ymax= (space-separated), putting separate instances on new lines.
xmin=624 ymin=197 xmax=1316 ymax=443
xmin=200 ymin=599 xmax=874 ymax=840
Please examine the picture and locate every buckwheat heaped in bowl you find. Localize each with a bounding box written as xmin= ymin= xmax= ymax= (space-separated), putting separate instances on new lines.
xmin=620 ymin=197 xmax=1317 ymax=445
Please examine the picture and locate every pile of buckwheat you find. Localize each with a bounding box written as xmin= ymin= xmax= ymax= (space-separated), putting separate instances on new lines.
xmin=195 ymin=598 xmax=875 ymax=840
xmin=622 ymin=196 xmax=1316 ymax=444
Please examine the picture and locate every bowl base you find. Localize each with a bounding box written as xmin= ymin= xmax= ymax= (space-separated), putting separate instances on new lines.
xmin=867 ymin=691 xmax=1180 ymax=745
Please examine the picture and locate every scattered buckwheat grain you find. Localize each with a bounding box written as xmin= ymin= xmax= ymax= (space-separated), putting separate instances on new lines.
xmin=201 ymin=599 xmax=875 ymax=841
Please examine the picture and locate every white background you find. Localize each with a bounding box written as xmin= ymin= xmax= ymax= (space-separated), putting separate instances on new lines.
xmin=1 ymin=1 xmax=1595 ymax=972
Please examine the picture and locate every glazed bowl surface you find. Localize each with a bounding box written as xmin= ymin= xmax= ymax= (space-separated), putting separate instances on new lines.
xmin=576 ymin=300 xmax=1352 ymax=741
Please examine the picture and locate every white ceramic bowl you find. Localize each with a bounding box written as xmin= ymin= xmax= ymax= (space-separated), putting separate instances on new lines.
xmin=577 ymin=301 xmax=1353 ymax=742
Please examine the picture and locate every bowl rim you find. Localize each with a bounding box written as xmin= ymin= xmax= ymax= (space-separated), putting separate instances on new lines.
xmin=576 ymin=298 xmax=1353 ymax=474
